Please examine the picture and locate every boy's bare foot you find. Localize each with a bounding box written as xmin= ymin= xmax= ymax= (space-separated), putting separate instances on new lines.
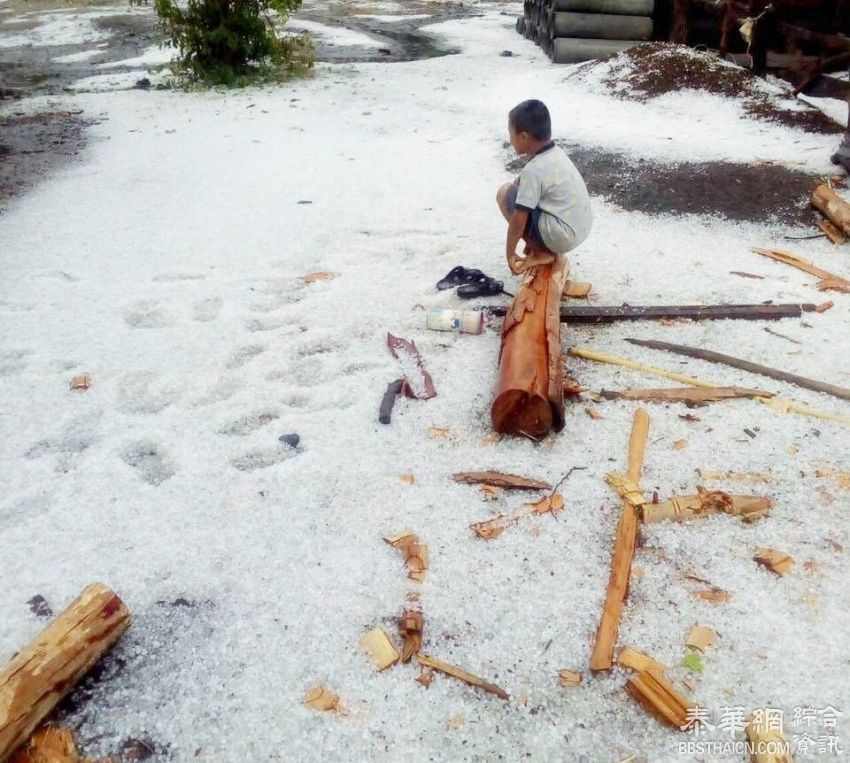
xmin=513 ymin=251 xmax=555 ymax=273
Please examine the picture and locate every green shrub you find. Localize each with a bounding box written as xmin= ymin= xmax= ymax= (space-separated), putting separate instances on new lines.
xmin=138 ymin=0 xmax=313 ymax=85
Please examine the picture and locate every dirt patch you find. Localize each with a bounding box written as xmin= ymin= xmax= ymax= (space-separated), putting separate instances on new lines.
xmin=0 ymin=110 xmax=89 ymax=209
xmin=507 ymin=144 xmax=825 ymax=225
xmin=575 ymin=42 xmax=842 ymax=135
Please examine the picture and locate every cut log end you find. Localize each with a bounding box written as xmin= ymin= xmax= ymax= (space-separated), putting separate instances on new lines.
xmin=491 ymin=390 xmax=553 ymax=439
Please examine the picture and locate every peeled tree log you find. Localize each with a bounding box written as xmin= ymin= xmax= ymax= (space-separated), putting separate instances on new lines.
xmin=812 ymin=183 xmax=850 ymax=237
xmin=641 ymin=490 xmax=773 ymax=523
xmin=0 ymin=584 xmax=131 ymax=762
xmin=492 ymin=255 xmax=569 ymax=438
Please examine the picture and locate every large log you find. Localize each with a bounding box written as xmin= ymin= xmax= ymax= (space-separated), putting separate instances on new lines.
xmin=0 ymin=584 xmax=131 ymax=762
xmin=589 ymin=408 xmax=650 ymax=672
xmin=550 ymin=38 xmax=640 ymax=63
xmin=553 ymin=0 xmax=655 ymax=14
xmin=812 ymin=183 xmax=850 ymax=237
xmin=491 ymin=256 xmax=569 ymax=438
xmin=485 ymin=303 xmax=814 ymax=323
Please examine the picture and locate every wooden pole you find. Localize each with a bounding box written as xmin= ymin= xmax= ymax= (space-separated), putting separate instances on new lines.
xmin=625 ymin=338 xmax=850 ymax=403
xmin=486 ymin=303 xmax=813 ymax=323
xmin=589 ymin=408 xmax=650 ymax=672
xmin=491 ymin=255 xmax=569 ymax=438
xmin=0 ymin=584 xmax=131 ymax=762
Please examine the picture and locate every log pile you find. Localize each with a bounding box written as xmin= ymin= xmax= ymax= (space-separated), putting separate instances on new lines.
xmin=516 ymin=0 xmax=654 ymax=63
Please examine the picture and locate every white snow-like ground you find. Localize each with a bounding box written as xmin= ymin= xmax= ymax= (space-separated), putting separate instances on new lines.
xmin=2 ymin=3 xmax=850 ymax=762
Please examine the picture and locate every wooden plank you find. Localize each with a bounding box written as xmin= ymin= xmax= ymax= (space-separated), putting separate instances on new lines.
xmin=589 ymin=409 xmax=650 ymax=672
xmin=486 ymin=303 xmax=813 ymax=323
xmin=600 ymin=386 xmax=772 ymax=403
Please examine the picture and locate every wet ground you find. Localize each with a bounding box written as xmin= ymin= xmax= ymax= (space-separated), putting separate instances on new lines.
xmin=0 ymin=0 xmax=472 ymax=209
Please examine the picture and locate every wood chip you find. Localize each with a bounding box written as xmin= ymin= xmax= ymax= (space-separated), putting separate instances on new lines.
xmin=558 ymin=669 xmax=582 ymax=688
xmin=303 ymin=271 xmax=338 ymax=283
xmin=11 ymin=727 xmax=79 ymax=763
xmin=817 ymin=219 xmax=846 ymax=245
xmin=616 ymin=647 xmax=666 ymax=673
xmin=815 ymin=300 xmax=834 ymax=313
xmin=400 ymin=474 xmax=415 ymax=486
xmin=303 ymin=686 xmax=340 ymax=712
xmin=427 ymin=426 xmax=453 ymax=440
xmin=416 ymin=668 xmax=434 ymax=687
xmin=416 ymin=654 xmax=509 ymax=700
xmin=754 ymin=548 xmax=794 ymax=576
xmin=817 ymin=276 xmax=850 ymax=292
xmin=452 ymin=471 xmax=551 ymax=490
xmin=730 ymin=271 xmax=765 ymax=280
xmin=563 ymin=280 xmax=592 ymax=299
xmin=691 ymin=587 xmax=731 ymax=604
xmin=525 ymin=492 xmax=564 ymax=515
xmin=686 ymin=626 xmax=716 ymax=652
xmin=385 ymin=531 xmax=428 ymax=580
xmin=585 ymin=406 xmax=604 ymax=420
xmin=69 ymin=374 xmax=91 ymax=392
xmin=446 ymin=714 xmax=464 ymax=730
xmin=360 ymin=627 xmax=400 ymax=671
xmin=399 ymin=611 xmax=423 ymax=662
xmin=478 ymin=485 xmax=501 ymax=501
xmin=745 ymin=713 xmax=792 ymax=763
xmin=625 ymin=669 xmax=693 ymax=729
xmin=673 ymin=439 xmax=688 ymax=451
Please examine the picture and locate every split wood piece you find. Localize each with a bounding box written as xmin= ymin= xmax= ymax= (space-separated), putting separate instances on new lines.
xmin=416 ymin=654 xmax=509 ymax=701
xmin=10 ymin=726 xmax=78 ymax=763
xmin=562 ymin=280 xmax=592 ymax=299
xmin=558 ymin=669 xmax=582 ymax=688
xmin=604 ymin=472 xmax=648 ymax=507
xmin=641 ymin=491 xmax=773 ymax=524
xmin=686 ymin=626 xmax=716 ymax=652
xmin=487 ymin=303 xmax=814 ymax=323
xmin=812 ymin=183 xmax=850 ymax=238
xmin=303 ymin=686 xmax=340 ymax=712
xmin=384 ymin=532 xmax=429 ymax=580
xmin=0 ymin=583 xmax=131 ymax=763
xmin=757 ymin=395 xmax=850 ymax=427
xmin=754 ymin=548 xmax=794 ymax=577
xmin=616 ymin=647 xmax=666 ymax=673
xmin=399 ymin=611 xmax=423 ymax=662
xmin=625 ymin=337 xmax=850 ymax=403
xmin=452 ymin=471 xmax=551 ymax=490
xmin=492 ymin=254 xmax=569 ymax=438
xmin=68 ymin=374 xmax=91 ymax=392
xmin=469 ymin=493 xmax=564 ymax=540
xmin=360 ymin=627 xmax=400 ymax=671
xmin=751 ymin=247 xmax=850 ymax=292
xmin=625 ymin=669 xmax=694 ymax=729
xmin=601 ymin=386 xmax=771 ymax=404
xmin=817 ymin=219 xmax=846 ymax=246
xmin=745 ymin=714 xmax=793 ymax=763
xmin=589 ymin=408 xmax=650 ymax=673
xmin=698 ymin=470 xmax=772 ymax=484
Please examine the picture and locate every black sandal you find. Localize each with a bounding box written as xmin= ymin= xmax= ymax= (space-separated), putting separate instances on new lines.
xmin=436 ymin=266 xmax=485 ymax=290
xmin=456 ymin=274 xmax=505 ymax=299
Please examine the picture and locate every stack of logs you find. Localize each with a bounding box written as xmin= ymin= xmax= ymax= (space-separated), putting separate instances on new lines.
xmin=516 ymin=0 xmax=654 ymax=64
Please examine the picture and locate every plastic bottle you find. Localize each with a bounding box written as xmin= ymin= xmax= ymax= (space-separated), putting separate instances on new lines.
xmin=425 ymin=309 xmax=485 ymax=335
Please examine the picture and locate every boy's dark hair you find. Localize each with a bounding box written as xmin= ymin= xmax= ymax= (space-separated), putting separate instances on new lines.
xmin=509 ymin=100 xmax=551 ymax=141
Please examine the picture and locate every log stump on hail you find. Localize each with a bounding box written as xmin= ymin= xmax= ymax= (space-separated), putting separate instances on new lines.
xmin=0 ymin=583 xmax=131 ymax=762
xmin=491 ymin=255 xmax=569 ymax=438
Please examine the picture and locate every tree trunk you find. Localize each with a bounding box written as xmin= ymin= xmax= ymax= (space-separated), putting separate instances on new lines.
xmin=0 ymin=584 xmax=131 ymax=762
xmin=491 ymin=256 xmax=569 ymax=438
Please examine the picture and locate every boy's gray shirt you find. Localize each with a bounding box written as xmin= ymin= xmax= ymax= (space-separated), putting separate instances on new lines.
xmin=515 ymin=143 xmax=592 ymax=253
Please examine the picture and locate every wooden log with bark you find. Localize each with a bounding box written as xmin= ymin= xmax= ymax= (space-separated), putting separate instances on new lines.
xmin=491 ymin=255 xmax=569 ymax=438
xmin=589 ymin=408 xmax=650 ymax=672
xmin=600 ymin=386 xmax=771 ymax=404
xmin=812 ymin=183 xmax=850 ymax=237
xmin=0 ymin=584 xmax=131 ymax=763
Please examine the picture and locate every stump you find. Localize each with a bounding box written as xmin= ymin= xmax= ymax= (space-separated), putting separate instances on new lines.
xmin=0 ymin=584 xmax=131 ymax=762
xmin=491 ymin=256 xmax=569 ymax=438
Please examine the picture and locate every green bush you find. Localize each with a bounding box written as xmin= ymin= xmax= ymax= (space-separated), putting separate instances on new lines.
xmin=140 ymin=0 xmax=313 ymax=85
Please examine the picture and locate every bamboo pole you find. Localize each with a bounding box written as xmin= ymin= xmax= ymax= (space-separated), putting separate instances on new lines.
xmin=0 ymin=584 xmax=131 ymax=762
xmin=589 ymin=408 xmax=650 ymax=672
xmin=625 ymin=338 xmax=850 ymax=403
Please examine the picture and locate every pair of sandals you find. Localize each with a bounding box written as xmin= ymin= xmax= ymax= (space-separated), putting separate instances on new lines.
xmin=436 ymin=266 xmax=505 ymax=299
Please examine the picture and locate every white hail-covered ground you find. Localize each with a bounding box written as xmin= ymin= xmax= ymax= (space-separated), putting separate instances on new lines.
xmin=1 ymin=2 xmax=850 ymax=761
